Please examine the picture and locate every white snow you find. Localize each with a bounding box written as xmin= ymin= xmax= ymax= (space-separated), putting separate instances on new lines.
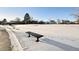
xmin=7 ymin=24 xmax=79 ymax=51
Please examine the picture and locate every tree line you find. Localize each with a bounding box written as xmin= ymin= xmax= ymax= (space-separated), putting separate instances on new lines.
xmin=0 ymin=13 xmax=79 ymax=25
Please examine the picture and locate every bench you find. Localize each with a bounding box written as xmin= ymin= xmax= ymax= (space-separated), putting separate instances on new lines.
xmin=26 ymin=31 xmax=43 ymax=42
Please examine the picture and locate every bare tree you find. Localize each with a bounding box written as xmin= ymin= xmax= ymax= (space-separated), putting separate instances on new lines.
xmin=14 ymin=17 xmax=21 ymax=23
xmin=72 ymin=13 xmax=79 ymax=24
xmin=49 ymin=20 xmax=57 ymax=24
xmin=71 ymin=8 xmax=79 ymax=24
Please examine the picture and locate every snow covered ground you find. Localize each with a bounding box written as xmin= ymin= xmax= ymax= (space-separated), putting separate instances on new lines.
xmin=10 ymin=24 xmax=79 ymax=51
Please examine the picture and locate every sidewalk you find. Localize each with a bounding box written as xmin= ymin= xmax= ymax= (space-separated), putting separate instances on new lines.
xmin=13 ymin=30 xmax=63 ymax=51
xmin=0 ymin=27 xmax=11 ymax=51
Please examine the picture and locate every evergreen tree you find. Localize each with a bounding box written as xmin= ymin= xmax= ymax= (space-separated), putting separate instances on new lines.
xmin=2 ymin=18 xmax=7 ymax=25
xmin=23 ymin=13 xmax=31 ymax=24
